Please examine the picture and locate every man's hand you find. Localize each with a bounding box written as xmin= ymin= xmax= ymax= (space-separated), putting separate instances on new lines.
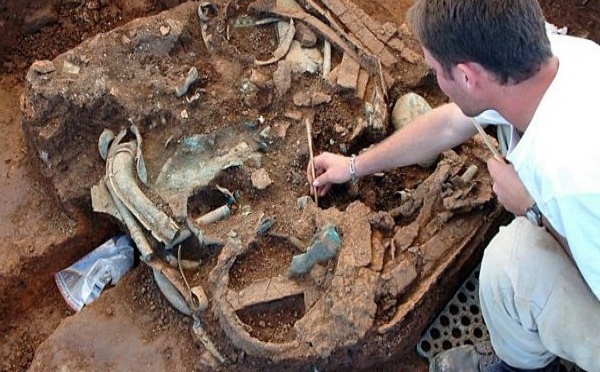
xmin=486 ymin=157 xmax=533 ymax=215
xmin=306 ymin=152 xmax=351 ymax=197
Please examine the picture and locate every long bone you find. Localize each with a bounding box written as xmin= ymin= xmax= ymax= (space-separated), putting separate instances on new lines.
xmin=105 ymin=178 xmax=155 ymax=261
xmin=251 ymin=0 xmax=388 ymax=75
xmin=254 ymin=19 xmax=296 ymax=66
xmin=250 ymin=0 xmax=361 ymax=66
xmin=106 ymin=138 xmax=179 ymax=245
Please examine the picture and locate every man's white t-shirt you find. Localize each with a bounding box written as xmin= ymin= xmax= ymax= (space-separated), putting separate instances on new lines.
xmin=474 ymin=34 xmax=600 ymax=299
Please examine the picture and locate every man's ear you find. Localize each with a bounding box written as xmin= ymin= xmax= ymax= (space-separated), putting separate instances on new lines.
xmin=456 ymin=62 xmax=486 ymax=89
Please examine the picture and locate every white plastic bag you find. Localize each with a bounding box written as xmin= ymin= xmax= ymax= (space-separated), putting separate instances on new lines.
xmin=54 ymin=234 xmax=134 ymax=311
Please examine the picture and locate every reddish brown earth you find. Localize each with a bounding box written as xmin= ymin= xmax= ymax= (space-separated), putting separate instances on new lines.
xmin=0 ymin=1 xmax=598 ymax=371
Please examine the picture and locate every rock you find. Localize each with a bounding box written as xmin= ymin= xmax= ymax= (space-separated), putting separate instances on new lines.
xmin=376 ymin=259 xmax=418 ymax=298
xmin=273 ymin=60 xmax=292 ymax=96
xmin=294 ymin=22 xmax=317 ymax=48
xmin=391 ymin=92 xmax=438 ymax=167
xmin=87 ymin=1 xmax=101 ymax=10
xmin=273 ymin=121 xmax=291 ymax=138
xmin=292 ymin=91 xmax=331 ymax=107
xmin=391 ymin=92 xmax=431 ymax=130
xmin=61 ymin=60 xmax=80 ymax=75
xmin=229 ymin=277 xmax=305 ymax=311
xmin=382 ymin=22 xmax=397 ymax=41
xmin=284 ymin=110 xmax=303 ymax=121
xmin=131 ymin=19 xmax=184 ymax=56
xmin=251 ymin=168 xmax=273 ymax=190
xmin=285 ymin=41 xmax=322 ymax=74
xmin=336 ymin=53 xmax=360 ymax=91
xmin=370 ymin=231 xmax=385 ymax=272
xmin=159 ymin=25 xmax=171 ymax=36
xmin=31 ymin=60 xmax=56 ymax=74
xmin=393 ymin=221 xmax=420 ymax=252
xmin=292 ymin=91 xmax=311 ymax=107
xmin=249 ymin=69 xmax=271 ymax=89
xmin=311 ymin=92 xmax=331 ymax=105
xmin=356 ymin=69 xmax=369 ymax=99
xmin=368 ymin=211 xmax=395 ymax=232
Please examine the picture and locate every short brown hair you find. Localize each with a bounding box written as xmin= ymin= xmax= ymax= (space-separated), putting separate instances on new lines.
xmin=407 ymin=0 xmax=552 ymax=84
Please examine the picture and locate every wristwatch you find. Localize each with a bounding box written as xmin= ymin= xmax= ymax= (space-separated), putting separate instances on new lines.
xmin=525 ymin=202 xmax=543 ymax=226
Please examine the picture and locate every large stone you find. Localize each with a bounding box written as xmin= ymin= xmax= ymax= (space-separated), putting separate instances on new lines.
xmin=284 ymin=41 xmax=323 ymax=74
xmin=391 ymin=92 xmax=438 ymax=168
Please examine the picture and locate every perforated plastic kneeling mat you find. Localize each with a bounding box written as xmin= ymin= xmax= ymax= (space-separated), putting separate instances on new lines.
xmin=416 ymin=265 xmax=582 ymax=371
xmin=417 ymin=265 xmax=488 ymax=360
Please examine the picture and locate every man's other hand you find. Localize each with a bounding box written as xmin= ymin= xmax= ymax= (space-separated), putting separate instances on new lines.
xmin=487 ymin=157 xmax=533 ymax=216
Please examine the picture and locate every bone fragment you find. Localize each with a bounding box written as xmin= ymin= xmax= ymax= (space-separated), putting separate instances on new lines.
xmin=165 ymin=227 xmax=193 ymax=250
xmin=255 ymin=19 xmax=296 ymax=66
xmin=195 ymin=205 xmax=231 ymax=225
xmin=228 ymin=277 xmax=305 ymax=311
xmin=230 ymin=16 xmax=280 ymax=28
xmin=305 ymin=117 xmax=318 ymax=207
xmin=303 ymin=0 xmax=349 ymax=42
xmin=254 ymin=0 xmax=361 ymax=67
xmin=191 ymin=285 xmax=209 ymax=311
xmin=198 ymin=3 xmax=217 ymax=53
xmin=322 ymin=39 xmax=331 ymax=79
xmin=460 ymin=164 xmax=479 ymax=184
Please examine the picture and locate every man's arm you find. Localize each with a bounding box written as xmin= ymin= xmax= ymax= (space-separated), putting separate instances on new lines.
xmin=354 ymin=102 xmax=477 ymax=176
xmin=309 ymin=102 xmax=477 ymax=196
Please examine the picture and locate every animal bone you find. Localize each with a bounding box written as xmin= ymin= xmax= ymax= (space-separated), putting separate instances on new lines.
xmin=195 ymin=205 xmax=231 ymax=225
xmin=251 ymin=0 xmax=361 ymax=67
xmin=255 ymin=19 xmax=296 ymax=66
xmin=105 ymin=178 xmax=155 ymax=261
xmin=105 ymin=136 xmax=179 ymax=245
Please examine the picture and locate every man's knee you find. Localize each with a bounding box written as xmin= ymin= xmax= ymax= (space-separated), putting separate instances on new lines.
xmin=480 ymin=217 xmax=569 ymax=311
xmin=479 ymin=218 xmax=526 ymax=295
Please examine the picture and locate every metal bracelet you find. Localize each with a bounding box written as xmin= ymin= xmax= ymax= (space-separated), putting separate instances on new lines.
xmin=349 ymin=154 xmax=357 ymax=185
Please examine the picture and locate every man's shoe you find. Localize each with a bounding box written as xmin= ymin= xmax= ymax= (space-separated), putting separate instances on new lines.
xmin=428 ymin=342 xmax=560 ymax=372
